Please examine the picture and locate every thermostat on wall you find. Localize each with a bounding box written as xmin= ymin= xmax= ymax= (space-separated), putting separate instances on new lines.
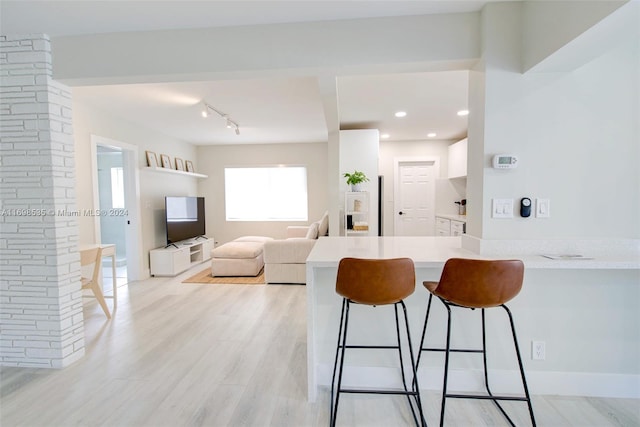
xmin=492 ymin=154 xmax=519 ymax=169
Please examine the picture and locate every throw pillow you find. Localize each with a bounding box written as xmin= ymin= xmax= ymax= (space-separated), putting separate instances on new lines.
xmin=318 ymin=211 xmax=329 ymax=236
xmin=305 ymin=221 xmax=319 ymax=239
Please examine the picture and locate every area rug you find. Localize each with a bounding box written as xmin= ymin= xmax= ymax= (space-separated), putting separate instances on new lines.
xmin=182 ymin=268 xmax=265 ymax=285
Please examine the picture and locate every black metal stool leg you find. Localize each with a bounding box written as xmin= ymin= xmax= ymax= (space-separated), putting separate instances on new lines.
xmin=394 ymin=303 xmax=424 ymax=426
xmin=416 ymin=294 xmax=434 ymax=371
xmin=481 ymin=309 xmax=490 ymax=392
xmin=482 ymin=308 xmax=514 ymax=425
xmin=330 ymin=298 xmax=347 ymax=426
xmin=330 ymin=298 xmax=350 ymax=427
xmin=399 ymin=301 xmax=427 ymax=427
xmin=439 ymin=301 xmax=453 ymax=427
xmin=503 ymin=304 xmax=537 ymax=427
xmin=394 ymin=303 xmax=413 ymax=414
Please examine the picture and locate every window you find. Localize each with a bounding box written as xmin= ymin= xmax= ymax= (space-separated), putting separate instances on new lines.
xmin=224 ymin=166 xmax=308 ymax=221
xmin=110 ymin=167 xmax=125 ymax=209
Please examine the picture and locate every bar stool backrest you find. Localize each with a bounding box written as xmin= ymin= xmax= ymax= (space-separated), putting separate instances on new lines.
xmin=433 ymin=258 xmax=524 ymax=308
xmin=336 ymin=257 xmax=416 ymax=305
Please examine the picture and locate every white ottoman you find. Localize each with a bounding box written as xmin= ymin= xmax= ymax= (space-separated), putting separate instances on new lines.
xmin=210 ymin=237 xmax=273 ymax=277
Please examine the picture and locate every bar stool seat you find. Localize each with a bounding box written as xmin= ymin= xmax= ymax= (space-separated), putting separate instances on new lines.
xmin=330 ymin=257 xmax=426 ymax=427
xmin=417 ymin=258 xmax=536 ymax=426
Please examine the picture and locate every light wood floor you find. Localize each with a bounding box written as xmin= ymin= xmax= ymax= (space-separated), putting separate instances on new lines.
xmin=1 ymin=264 xmax=638 ymax=427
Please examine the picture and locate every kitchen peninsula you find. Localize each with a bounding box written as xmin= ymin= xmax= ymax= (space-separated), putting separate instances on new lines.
xmin=305 ymin=236 xmax=640 ymax=402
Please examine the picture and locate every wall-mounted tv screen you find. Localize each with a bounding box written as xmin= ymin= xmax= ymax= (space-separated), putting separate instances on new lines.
xmin=165 ymin=196 xmax=205 ymax=244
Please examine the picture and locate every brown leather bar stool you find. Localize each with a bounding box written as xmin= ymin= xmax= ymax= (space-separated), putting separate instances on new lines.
xmin=416 ymin=258 xmax=536 ymax=426
xmin=330 ymin=257 xmax=426 ymax=427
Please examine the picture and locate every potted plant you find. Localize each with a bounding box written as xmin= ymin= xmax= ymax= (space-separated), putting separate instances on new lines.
xmin=343 ymin=170 xmax=369 ymax=192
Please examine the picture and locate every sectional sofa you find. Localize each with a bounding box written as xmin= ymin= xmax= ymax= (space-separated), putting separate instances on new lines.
xmin=263 ymin=211 xmax=329 ymax=284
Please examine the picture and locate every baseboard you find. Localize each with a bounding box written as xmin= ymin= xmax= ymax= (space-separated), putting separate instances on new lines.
xmin=316 ymin=364 xmax=640 ymax=399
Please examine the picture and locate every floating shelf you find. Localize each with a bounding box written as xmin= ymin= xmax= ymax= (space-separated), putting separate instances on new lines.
xmin=144 ymin=166 xmax=208 ymax=179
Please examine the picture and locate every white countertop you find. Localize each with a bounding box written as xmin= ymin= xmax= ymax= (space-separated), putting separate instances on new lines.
xmin=435 ymin=213 xmax=467 ymax=222
xmin=308 ymin=236 xmax=640 ymax=270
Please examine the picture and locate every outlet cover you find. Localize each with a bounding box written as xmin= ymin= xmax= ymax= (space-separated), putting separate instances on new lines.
xmin=532 ymin=341 xmax=546 ymax=360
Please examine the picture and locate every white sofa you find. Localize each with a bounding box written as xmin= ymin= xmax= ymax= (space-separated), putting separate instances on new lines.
xmin=263 ymin=212 xmax=328 ymax=284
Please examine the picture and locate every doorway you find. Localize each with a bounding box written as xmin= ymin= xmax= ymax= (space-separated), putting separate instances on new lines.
xmin=91 ymin=135 xmax=143 ymax=285
xmin=96 ymin=145 xmax=128 ymax=287
xmin=393 ymin=158 xmax=438 ymax=236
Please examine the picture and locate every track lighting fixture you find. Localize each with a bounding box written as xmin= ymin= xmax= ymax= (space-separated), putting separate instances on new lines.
xmin=201 ymin=101 xmax=240 ymax=135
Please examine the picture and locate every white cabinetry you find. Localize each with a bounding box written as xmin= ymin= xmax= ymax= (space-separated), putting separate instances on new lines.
xmin=450 ymin=220 xmax=465 ymax=236
xmin=448 ymin=138 xmax=468 ymax=178
xmin=150 ymin=237 xmax=214 ymax=276
xmin=436 ymin=217 xmax=451 ymax=236
xmin=344 ymin=192 xmax=369 ymax=236
xmin=435 ymin=216 xmax=466 ymax=236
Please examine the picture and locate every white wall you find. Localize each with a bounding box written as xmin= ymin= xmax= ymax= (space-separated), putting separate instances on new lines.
xmin=72 ymin=100 xmax=199 ymax=274
xmin=474 ymin=2 xmax=639 ymax=240
xmin=522 ymin=0 xmax=627 ymax=71
xmin=196 ymin=142 xmax=328 ymax=245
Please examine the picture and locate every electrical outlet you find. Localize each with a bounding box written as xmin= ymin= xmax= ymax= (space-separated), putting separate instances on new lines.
xmin=532 ymin=341 xmax=546 ymax=360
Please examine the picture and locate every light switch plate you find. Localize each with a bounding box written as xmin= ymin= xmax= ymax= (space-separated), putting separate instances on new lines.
xmin=536 ymin=198 xmax=551 ymax=218
xmin=492 ymin=199 xmax=514 ymax=218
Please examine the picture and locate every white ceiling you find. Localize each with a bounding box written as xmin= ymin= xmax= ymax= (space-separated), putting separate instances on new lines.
xmin=1 ymin=1 xmax=480 ymax=145
xmin=0 ymin=1 xmax=494 ymax=37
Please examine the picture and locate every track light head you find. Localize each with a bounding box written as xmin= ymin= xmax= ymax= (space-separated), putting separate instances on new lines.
xmin=201 ymin=100 xmax=240 ymax=135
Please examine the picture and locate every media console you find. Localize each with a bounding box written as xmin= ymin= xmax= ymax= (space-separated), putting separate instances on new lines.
xmin=150 ymin=237 xmax=214 ymax=277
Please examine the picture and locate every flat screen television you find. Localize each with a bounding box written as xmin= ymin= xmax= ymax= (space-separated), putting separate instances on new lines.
xmin=165 ymin=196 xmax=206 ymax=245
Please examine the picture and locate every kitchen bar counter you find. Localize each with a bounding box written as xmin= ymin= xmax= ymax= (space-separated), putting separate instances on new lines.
xmin=305 ymin=236 xmax=640 ymax=402
xmin=307 ymin=236 xmax=640 ymax=269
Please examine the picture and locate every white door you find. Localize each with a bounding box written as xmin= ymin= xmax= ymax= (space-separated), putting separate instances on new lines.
xmin=394 ymin=160 xmax=437 ymax=236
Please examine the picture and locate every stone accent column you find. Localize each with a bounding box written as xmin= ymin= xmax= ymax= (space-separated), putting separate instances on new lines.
xmin=0 ymin=34 xmax=84 ymax=367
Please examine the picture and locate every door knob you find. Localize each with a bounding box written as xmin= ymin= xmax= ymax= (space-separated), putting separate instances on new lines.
xmin=399 ymin=211 xmax=404 ymax=215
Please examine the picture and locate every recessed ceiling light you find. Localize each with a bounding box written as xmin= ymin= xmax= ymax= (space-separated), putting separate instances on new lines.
xmin=457 ymin=110 xmax=469 ymax=116
xmin=394 ymin=111 xmax=407 ymax=118
xmin=427 ymin=133 xmax=437 ymax=138
xmin=380 ymin=133 xmax=390 ymax=139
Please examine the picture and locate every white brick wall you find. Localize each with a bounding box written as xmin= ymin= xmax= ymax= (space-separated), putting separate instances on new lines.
xmin=0 ymin=34 xmax=85 ymax=368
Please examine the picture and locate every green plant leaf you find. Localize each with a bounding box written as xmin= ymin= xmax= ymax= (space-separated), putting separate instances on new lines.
xmin=343 ymin=170 xmax=370 ymax=185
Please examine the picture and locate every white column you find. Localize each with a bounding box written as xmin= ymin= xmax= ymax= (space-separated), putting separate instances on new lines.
xmin=0 ymin=34 xmax=84 ymax=368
